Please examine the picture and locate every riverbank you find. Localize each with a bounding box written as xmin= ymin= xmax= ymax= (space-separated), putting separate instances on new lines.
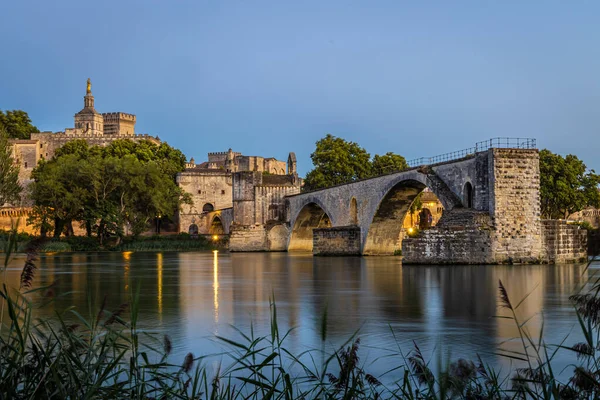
xmin=0 ymin=231 xmax=227 ymax=253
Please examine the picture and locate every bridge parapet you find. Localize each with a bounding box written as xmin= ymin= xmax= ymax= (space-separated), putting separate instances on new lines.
xmin=407 ymin=137 xmax=536 ymax=168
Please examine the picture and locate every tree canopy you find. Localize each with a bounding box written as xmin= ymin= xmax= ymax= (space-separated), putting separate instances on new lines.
xmin=29 ymin=139 xmax=190 ymax=241
xmin=0 ymin=126 xmax=22 ymax=206
xmin=303 ymin=134 xmax=408 ymax=191
xmin=539 ymin=149 xmax=600 ymax=219
xmin=372 ymin=152 xmax=409 ymax=176
xmin=0 ymin=110 xmax=39 ymax=140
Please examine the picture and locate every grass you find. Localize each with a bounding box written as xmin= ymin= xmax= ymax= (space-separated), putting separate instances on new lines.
xmin=2 ymin=228 xmax=600 ymax=398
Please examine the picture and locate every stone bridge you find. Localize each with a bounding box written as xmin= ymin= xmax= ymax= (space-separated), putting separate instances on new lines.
xmin=284 ymin=146 xmax=548 ymax=263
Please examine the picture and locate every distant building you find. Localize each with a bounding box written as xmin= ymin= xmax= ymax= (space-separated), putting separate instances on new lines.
xmin=177 ymin=149 xmax=300 ymax=234
xmin=10 ymin=78 xmax=160 ymax=200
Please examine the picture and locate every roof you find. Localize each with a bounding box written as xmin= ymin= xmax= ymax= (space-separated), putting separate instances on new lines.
xmin=261 ymin=174 xmax=295 ymax=186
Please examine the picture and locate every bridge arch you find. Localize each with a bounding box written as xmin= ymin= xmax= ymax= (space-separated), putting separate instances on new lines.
xmin=288 ymin=202 xmax=333 ymax=252
xmin=209 ymin=216 xmax=225 ymax=235
xmin=363 ymin=179 xmax=427 ymax=255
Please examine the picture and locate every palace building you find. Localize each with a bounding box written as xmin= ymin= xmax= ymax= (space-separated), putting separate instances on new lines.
xmin=10 ymin=79 xmax=160 ymax=194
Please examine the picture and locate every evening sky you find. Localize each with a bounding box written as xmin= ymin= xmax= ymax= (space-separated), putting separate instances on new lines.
xmin=1 ymin=1 xmax=598 ymax=174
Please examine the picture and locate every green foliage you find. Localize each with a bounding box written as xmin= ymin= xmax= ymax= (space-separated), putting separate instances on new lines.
xmin=29 ymin=139 xmax=191 ymax=242
xmin=409 ymin=192 xmax=423 ymax=215
xmin=0 ymin=109 xmax=39 ymax=139
xmin=372 ymin=152 xmax=408 ymax=175
xmin=117 ymin=234 xmax=214 ymax=251
xmin=304 ymin=134 xmax=373 ymax=190
xmin=303 ymin=134 xmax=409 ymax=191
xmin=0 ymin=126 xmax=22 ymax=205
xmin=540 ymin=149 xmax=600 ymax=219
xmin=39 ymin=240 xmax=72 ymax=252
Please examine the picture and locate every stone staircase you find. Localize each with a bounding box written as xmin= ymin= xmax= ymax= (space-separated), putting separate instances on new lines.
xmin=418 ymin=166 xmax=464 ymax=210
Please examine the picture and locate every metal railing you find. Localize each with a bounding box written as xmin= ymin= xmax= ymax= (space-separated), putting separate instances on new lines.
xmin=406 ymin=137 xmax=536 ymax=167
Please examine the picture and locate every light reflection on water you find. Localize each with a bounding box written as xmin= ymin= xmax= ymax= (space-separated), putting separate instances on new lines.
xmin=1 ymin=251 xmax=595 ymax=379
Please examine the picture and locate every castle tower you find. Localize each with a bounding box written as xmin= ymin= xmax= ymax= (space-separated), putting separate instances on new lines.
xmin=73 ymin=78 xmax=104 ymax=136
xmin=287 ymin=152 xmax=297 ymax=175
xmin=225 ymin=148 xmax=235 ymax=172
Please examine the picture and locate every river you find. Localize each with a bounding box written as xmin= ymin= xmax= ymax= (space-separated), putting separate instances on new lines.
xmin=2 ymin=251 xmax=596 ymax=381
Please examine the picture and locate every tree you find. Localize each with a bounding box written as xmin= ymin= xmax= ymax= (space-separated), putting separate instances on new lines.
xmin=0 ymin=110 xmax=39 ymax=140
xmin=539 ymin=149 xmax=600 ymax=219
xmin=372 ymin=152 xmax=409 ymax=175
xmin=304 ymin=134 xmax=373 ymax=190
xmin=0 ymin=126 xmax=22 ymax=206
xmin=29 ymin=138 xmax=191 ymax=241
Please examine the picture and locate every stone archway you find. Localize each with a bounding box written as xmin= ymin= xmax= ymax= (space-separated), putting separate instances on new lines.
xmin=209 ymin=216 xmax=225 ymax=235
xmin=463 ymin=182 xmax=473 ymax=208
xmin=188 ymin=224 xmax=199 ymax=235
xmin=363 ymin=179 xmax=426 ymax=255
xmin=288 ymin=202 xmax=332 ymax=252
xmin=203 ymin=203 xmax=215 ymax=212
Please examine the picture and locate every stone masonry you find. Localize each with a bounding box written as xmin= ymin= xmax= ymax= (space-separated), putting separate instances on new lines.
xmin=313 ymin=226 xmax=361 ymax=256
xmin=285 ymin=146 xmax=585 ymax=263
xmin=541 ymin=220 xmax=587 ymax=263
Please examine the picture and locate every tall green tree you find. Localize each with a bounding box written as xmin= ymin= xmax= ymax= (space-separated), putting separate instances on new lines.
xmin=539 ymin=149 xmax=600 ymax=219
xmin=303 ymin=134 xmax=410 ymax=190
xmin=0 ymin=126 xmax=22 ymax=206
xmin=0 ymin=110 xmax=39 ymax=140
xmin=303 ymin=134 xmax=373 ymax=190
xmin=29 ymin=139 xmax=191 ymax=241
xmin=372 ymin=152 xmax=409 ymax=175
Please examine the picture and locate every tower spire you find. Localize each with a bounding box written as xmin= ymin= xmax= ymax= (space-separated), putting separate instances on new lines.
xmin=84 ymin=78 xmax=94 ymax=108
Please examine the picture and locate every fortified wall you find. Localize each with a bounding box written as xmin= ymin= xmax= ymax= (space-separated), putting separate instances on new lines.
xmin=228 ymin=171 xmax=302 ymax=251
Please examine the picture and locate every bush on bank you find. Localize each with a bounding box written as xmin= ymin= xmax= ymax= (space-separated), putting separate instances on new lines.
xmin=2 ymin=233 xmax=600 ymax=398
xmin=0 ymin=230 xmax=220 ymax=253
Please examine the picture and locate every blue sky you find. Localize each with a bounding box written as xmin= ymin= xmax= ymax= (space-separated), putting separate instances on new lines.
xmin=1 ymin=1 xmax=599 ymax=175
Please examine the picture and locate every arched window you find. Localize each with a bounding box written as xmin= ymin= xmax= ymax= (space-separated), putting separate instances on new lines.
xmin=188 ymin=224 xmax=199 ymax=235
xmin=463 ymin=182 xmax=473 ymax=209
xmin=202 ymin=203 xmax=214 ymax=212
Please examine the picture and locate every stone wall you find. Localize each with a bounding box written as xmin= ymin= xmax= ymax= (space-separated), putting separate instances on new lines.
xmin=0 ymin=208 xmax=38 ymax=234
xmin=313 ymin=226 xmax=361 ymax=256
xmin=29 ymin=132 xmax=159 ymax=161
xmin=229 ymin=225 xmax=267 ymax=251
xmin=402 ymin=209 xmax=494 ymax=264
xmin=541 ymin=220 xmax=587 ymax=263
xmin=489 ymin=149 xmax=543 ymax=263
xmin=177 ymin=170 xmax=232 ymax=213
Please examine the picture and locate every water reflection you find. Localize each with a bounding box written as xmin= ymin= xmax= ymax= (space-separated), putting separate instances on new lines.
xmin=1 ymin=252 xmax=593 ymax=377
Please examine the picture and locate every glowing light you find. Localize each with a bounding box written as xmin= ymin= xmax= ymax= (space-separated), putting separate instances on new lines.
xmin=213 ymin=250 xmax=219 ymax=326
xmin=157 ymin=253 xmax=163 ymax=318
xmin=123 ymin=252 xmax=131 ymax=291
xmin=212 ymin=235 xmax=219 ymax=241
xmin=408 ymin=227 xmax=414 ymax=234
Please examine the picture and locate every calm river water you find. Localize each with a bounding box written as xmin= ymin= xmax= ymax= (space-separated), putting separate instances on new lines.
xmin=3 ymin=251 xmax=596 ymax=379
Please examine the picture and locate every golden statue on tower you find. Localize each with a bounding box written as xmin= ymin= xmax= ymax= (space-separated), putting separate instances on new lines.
xmin=86 ymin=78 xmax=91 ymax=94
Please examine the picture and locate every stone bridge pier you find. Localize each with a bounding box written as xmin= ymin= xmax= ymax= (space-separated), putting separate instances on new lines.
xmin=284 ymin=147 xmax=548 ymax=264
